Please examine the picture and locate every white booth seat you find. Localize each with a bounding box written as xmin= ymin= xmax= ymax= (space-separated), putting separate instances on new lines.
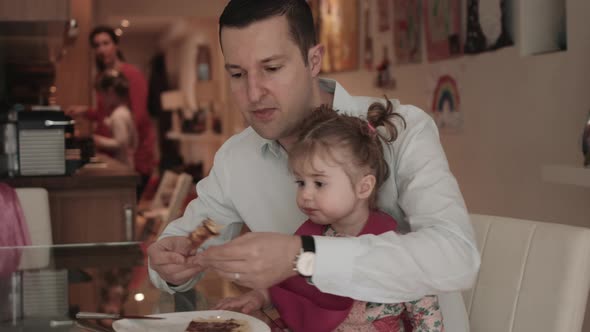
xmin=465 ymin=214 xmax=590 ymax=332
xmin=142 ymin=171 xmax=193 ymax=237
xmin=15 ymin=188 xmax=52 ymax=270
xmin=14 ymin=187 xmax=68 ymax=318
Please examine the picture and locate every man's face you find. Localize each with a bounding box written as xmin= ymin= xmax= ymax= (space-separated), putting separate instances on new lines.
xmin=221 ymin=16 xmax=316 ymax=141
xmin=93 ymin=32 xmax=118 ymax=68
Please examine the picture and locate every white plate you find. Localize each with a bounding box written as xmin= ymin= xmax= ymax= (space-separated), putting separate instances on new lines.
xmin=112 ymin=310 xmax=271 ymax=332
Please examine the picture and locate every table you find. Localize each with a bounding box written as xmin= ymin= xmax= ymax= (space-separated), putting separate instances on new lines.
xmin=0 ymin=243 xmax=280 ymax=331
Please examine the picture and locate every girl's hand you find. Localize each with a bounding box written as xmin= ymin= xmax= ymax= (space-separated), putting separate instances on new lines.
xmin=214 ymin=290 xmax=267 ymax=314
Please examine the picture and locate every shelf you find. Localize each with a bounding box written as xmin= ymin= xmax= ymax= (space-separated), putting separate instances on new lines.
xmin=520 ymin=0 xmax=567 ymax=55
xmin=541 ymin=165 xmax=590 ymax=188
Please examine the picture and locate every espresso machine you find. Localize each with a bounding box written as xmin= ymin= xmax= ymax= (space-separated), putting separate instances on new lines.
xmin=0 ymin=102 xmax=94 ymax=178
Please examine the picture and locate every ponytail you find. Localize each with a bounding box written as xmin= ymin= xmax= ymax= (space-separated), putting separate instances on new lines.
xmin=366 ymin=97 xmax=406 ymax=143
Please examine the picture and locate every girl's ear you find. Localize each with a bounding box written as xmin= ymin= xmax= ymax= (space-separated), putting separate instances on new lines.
xmin=307 ymin=44 xmax=324 ymax=77
xmin=356 ymin=174 xmax=376 ymax=200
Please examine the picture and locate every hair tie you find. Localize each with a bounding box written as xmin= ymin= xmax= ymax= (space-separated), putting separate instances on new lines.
xmin=367 ymin=122 xmax=376 ymax=133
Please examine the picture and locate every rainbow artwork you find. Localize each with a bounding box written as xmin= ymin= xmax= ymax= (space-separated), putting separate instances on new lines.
xmin=431 ymin=75 xmax=462 ymax=131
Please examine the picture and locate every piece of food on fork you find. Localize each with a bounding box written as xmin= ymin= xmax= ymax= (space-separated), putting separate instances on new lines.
xmin=188 ymin=219 xmax=221 ymax=249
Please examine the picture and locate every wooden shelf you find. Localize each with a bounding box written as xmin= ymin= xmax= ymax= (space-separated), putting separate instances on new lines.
xmin=541 ymin=165 xmax=590 ymax=188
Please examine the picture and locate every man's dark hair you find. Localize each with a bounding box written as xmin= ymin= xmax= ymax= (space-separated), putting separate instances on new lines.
xmin=89 ymin=25 xmax=125 ymax=71
xmin=219 ymin=0 xmax=317 ymax=64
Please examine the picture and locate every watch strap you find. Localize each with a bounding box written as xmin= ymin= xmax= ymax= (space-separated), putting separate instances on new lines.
xmin=300 ymin=235 xmax=315 ymax=253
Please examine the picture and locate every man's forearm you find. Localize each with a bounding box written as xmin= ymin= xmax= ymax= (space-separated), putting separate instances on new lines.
xmin=311 ymin=227 xmax=480 ymax=303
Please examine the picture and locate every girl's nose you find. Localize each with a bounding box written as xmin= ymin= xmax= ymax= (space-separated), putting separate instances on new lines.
xmin=301 ymin=186 xmax=314 ymax=200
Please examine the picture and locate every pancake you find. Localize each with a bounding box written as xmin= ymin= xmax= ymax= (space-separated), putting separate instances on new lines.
xmin=184 ymin=317 xmax=250 ymax=332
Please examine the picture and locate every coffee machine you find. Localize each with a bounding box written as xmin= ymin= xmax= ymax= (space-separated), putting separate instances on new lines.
xmin=18 ymin=107 xmax=74 ymax=176
xmin=0 ymin=104 xmax=88 ymax=178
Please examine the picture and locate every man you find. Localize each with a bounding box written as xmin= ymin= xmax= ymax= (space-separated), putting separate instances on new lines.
xmin=148 ymin=0 xmax=479 ymax=330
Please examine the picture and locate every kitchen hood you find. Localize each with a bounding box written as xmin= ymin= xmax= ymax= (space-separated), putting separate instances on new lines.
xmin=0 ymin=0 xmax=78 ymax=64
xmin=0 ymin=20 xmax=78 ymax=64
xmin=0 ymin=0 xmax=79 ymax=104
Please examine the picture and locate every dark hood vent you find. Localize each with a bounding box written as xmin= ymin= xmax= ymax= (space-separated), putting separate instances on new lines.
xmin=0 ymin=20 xmax=78 ymax=64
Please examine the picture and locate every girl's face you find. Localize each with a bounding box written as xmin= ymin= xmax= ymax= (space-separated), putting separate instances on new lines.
xmin=102 ymin=88 xmax=119 ymax=110
xmin=293 ymin=149 xmax=372 ymax=232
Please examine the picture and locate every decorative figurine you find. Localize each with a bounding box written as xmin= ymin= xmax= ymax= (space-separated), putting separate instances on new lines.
xmin=583 ymin=110 xmax=590 ymax=167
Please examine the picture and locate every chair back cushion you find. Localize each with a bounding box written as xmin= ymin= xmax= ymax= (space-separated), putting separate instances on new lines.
xmin=15 ymin=188 xmax=52 ymax=269
xmin=464 ymin=214 xmax=590 ymax=332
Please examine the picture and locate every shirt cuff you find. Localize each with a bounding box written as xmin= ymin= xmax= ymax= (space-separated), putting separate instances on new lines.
xmin=147 ymin=258 xmax=203 ymax=294
xmin=311 ymin=235 xmax=364 ymax=294
xmin=166 ymin=277 xmax=199 ymax=293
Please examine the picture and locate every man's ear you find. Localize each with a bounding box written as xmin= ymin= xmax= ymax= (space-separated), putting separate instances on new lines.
xmin=307 ymin=44 xmax=324 ymax=77
xmin=357 ymin=174 xmax=376 ymax=200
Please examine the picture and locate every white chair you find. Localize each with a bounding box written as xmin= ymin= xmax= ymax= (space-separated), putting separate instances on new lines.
xmin=15 ymin=188 xmax=52 ymax=269
xmin=14 ymin=188 xmax=68 ymax=318
xmin=142 ymin=171 xmax=193 ymax=236
xmin=464 ymin=214 xmax=590 ymax=332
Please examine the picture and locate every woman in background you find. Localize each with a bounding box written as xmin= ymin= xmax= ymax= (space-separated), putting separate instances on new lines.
xmin=68 ymin=26 xmax=157 ymax=197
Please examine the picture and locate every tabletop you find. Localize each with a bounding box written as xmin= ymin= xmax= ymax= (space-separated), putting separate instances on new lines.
xmin=0 ymin=242 xmax=282 ymax=331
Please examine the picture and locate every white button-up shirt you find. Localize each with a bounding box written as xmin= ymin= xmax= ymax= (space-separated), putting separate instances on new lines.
xmin=149 ymin=79 xmax=480 ymax=331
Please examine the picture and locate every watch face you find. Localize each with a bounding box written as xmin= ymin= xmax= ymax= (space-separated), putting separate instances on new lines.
xmin=296 ymin=252 xmax=315 ymax=277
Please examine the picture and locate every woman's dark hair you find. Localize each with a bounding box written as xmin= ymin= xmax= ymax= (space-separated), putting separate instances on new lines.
xmin=96 ymin=69 xmax=129 ymax=101
xmin=289 ymin=99 xmax=406 ymax=209
xmin=219 ymin=0 xmax=317 ymax=65
xmin=89 ymin=25 xmax=125 ymax=71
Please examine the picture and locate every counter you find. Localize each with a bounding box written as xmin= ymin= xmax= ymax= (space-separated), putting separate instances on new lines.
xmin=2 ymin=155 xmax=140 ymax=244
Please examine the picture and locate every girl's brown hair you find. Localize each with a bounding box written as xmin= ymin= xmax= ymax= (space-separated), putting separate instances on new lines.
xmin=288 ymin=99 xmax=406 ymax=209
xmin=95 ymin=70 xmax=130 ymax=100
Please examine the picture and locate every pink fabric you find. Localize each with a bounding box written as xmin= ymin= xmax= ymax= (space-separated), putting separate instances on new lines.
xmin=333 ymin=301 xmax=380 ymax=332
xmin=269 ymin=211 xmax=397 ymax=332
xmin=0 ymin=184 xmax=31 ymax=276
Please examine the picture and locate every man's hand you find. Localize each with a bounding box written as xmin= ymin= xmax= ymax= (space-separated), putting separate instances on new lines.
xmin=198 ymin=232 xmax=301 ymax=289
xmin=147 ymin=236 xmax=204 ymax=286
xmin=214 ymin=289 xmax=268 ymax=314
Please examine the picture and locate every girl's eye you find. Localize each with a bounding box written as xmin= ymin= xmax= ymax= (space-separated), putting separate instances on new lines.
xmin=230 ymin=72 xmax=243 ymax=79
xmin=295 ymin=180 xmax=304 ymax=187
xmin=314 ymin=181 xmax=324 ymax=188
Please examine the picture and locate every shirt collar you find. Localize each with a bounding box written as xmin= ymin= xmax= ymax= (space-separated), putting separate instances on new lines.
xmin=259 ymin=78 xmax=355 ymax=157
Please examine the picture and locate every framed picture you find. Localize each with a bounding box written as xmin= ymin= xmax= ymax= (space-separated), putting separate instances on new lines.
xmin=464 ymin=0 xmax=514 ymax=54
xmin=430 ymin=75 xmax=462 ymax=132
xmin=423 ymin=0 xmax=462 ymax=62
xmin=308 ymin=0 xmax=360 ymax=72
xmin=393 ymin=0 xmax=422 ymax=64
xmin=377 ymin=0 xmax=391 ymax=31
